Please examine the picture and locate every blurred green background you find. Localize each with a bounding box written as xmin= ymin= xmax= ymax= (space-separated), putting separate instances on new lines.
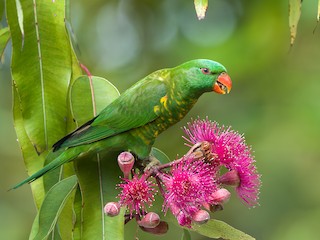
xmin=1 ymin=0 xmax=320 ymax=239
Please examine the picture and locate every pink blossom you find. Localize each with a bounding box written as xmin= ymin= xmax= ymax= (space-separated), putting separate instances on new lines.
xmin=184 ymin=118 xmax=261 ymax=207
xmin=118 ymin=174 xmax=157 ymax=215
xmin=161 ymin=156 xmax=218 ymax=227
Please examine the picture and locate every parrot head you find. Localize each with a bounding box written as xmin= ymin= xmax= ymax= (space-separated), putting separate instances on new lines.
xmin=174 ymin=59 xmax=232 ymax=95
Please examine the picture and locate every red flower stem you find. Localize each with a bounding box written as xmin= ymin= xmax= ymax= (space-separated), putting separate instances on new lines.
xmin=80 ymin=63 xmax=96 ymax=116
xmin=143 ymin=142 xmax=203 ymax=179
xmin=154 ymin=172 xmax=166 ymax=197
xmin=80 ymin=63 xmax=92 ymax=77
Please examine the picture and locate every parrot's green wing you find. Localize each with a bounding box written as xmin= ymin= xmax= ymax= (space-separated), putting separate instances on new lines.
xmin=53 ymin=76 xmax=167 ymax=151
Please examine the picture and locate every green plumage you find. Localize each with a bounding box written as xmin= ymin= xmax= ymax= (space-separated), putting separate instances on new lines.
xmin=13 ymin=59 xmax=230 ymax=189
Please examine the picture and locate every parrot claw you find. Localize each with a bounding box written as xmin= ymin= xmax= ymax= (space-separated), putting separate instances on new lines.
xmin=144 ymin=155 xmax=161 ymax=171
xmin=187 ymin=141 xmax=218 ymax=162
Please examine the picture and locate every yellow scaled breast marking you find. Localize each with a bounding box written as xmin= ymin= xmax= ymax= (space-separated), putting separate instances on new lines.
xmin=160 ymin=95 xmax=168 ymax=109
xmin=153 ymin=95 xmax=169 ymax=115
xmin=153 ymin=105 xmax=160 ymax=114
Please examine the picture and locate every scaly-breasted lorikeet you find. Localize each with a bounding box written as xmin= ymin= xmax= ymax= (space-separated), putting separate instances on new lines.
xmin=13 ymin=59 xmax=232 ymax=189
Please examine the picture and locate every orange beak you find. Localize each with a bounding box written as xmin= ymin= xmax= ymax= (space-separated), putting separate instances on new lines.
xmin=213 ymin=72 xmax=232 ymax=94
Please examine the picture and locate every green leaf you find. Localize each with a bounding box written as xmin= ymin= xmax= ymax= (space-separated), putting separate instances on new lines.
xmin=57 ymin=179 xmax=77 ymax=240
xmin=47 ymin=225 xmax=62 ymax=240
xmin=69 ymin=75 xmax=123 ymax=239
xmin=7 ymin=0 xmax=72 ymax=154
xmin=182 ymin=229 xmax=192 ymax=240
xmin=33 ymin=175 xmax=78 ymax=240
xmin=289 ymin=0 xmax=302 ymax=45
xmin=194 ymin=219 xmax=255 ymax=240
xmin=151 ymin=147 xmax=171 ymax=164
xmin=12 ymin=84 xmax=45 ymax=209
xmin=194 ymin=0 xmax=208 ymax=20
xmin=69 ymin=75 xmax=120 ymax=121
xmin=73 ymin=152 xmax=125 ymax=239
xmin=7 ymin=0 xmax=74 ymax=205
xmin=0 ymin=27 xmax=10 ymax=58
xmin=29 ymin=213 xmax=40 ymax=240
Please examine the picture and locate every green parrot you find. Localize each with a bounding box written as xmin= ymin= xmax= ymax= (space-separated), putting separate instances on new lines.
xmin=12 ymin=59 xmax=232 ymax=189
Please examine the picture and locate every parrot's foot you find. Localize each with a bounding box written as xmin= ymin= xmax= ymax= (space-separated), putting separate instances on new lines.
xmin=187 ymin=141 xmax=218 ymax=162
xmin=144 ymin=155 xmax=161 ymax=171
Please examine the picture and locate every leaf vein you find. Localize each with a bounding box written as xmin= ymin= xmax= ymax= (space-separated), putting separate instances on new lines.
xmin=33 ymin=0 xmax=48 ymax=148
xmin=97 ymin=154 xmax=105 ymax=239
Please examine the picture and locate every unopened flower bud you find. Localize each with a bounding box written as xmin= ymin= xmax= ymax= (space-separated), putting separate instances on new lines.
xmin=137 ymin=212 xmax=160 ymax=228
xmin=117 ymin=151 xmax=135 ymax=178
xmin=210 ymin=188 xmax=231 ymax=204
xmin=139 ymin=221 xmax=169 ymax=235
xmin=104 ymin=202 xmax=121 ymax=217
xmin=192 ymin=209 xmax=210 ymax=224
xmin=219 ymin=170 xmax=240 ymax=186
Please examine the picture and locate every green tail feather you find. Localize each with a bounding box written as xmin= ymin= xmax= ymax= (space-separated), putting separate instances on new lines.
xmin=11 ymin=149 xmax=78 ymax=190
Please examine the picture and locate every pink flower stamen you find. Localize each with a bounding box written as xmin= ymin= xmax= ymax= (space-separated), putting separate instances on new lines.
xmin=183 ymin=118 xmax=261 ymax=207
xmin=118 ymin=174 xmax=157 ymax=215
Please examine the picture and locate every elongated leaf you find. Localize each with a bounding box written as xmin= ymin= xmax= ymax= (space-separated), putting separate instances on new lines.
xmin=57 ymin=179 xmax=77 ymax=240
xmin=289 ymin=0 xmax=302 ymax=45
xmin=30 ymin=215 xmax=63 ymax=240
xmin=0 ymin=27 xmax=10 ymax=58
xmin=12 ymin=85 xmax=45 ymax=209
xmin=194 ymin=0 xmax=208 ymax=20
xmin=34 ymin=175 xmax=78 ymax=240
xmin=7 ymin=0 xmax=72 ymax=154
xmin=29 ymin=211 xmax=40 ymax=240
xmin=7 ymin=0 xmax=73 ymax=205
xmin=69 ymin=75 xmax=123 ymax=239
xmin=194 ymin=219 xmax=255 ymax=240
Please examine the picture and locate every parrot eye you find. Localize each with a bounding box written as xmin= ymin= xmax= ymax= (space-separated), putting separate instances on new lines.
xmin=201 ymin=68 xmax=210 ymax=75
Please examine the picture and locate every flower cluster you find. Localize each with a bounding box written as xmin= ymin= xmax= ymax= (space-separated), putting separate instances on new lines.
xmin=117 ymin=174 xmax=157 ymax=216
xmin=184 ymin=118 xmax=261 ymax=206
xmin=104 ymin=118 xmax=261 ymax=233
xmin=160 ymin=156 xmax=218 ymax=227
